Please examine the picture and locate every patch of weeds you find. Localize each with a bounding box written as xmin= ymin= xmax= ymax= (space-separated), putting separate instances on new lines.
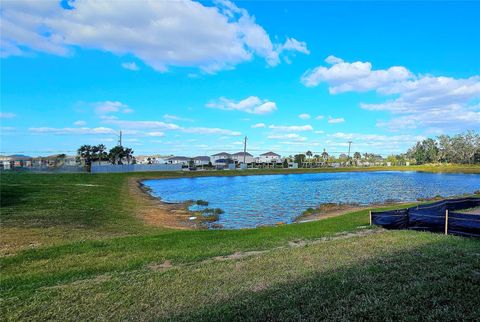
xmin=195 ymin=200 xmax=209 ymax=206
xmin=203 ymin=208 xmax=225 ymax=215
xmin=417 ymin=195 xmax=444 ymax=201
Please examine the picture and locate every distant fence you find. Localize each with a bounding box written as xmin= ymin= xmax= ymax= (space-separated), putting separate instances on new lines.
xmin=371 ymin=197 xmax=480 ymax=238
xmin=1 ymin=166 xmax=87 ymax=173
xmin=91 ymin=164 xmax=182 ymax=173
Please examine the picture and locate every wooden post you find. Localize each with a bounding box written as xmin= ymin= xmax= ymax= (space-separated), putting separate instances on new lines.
xmin=369 ymin=210 xmax=372 ymax=226
xmin=445 ymin=209 xmax=449 ymax=235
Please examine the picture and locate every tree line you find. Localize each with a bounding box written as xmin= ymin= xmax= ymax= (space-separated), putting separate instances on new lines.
xmin=77 ymin=144 xmax=134 ymax=167
xmin=405 ymin=130 xmax=479 ymax=164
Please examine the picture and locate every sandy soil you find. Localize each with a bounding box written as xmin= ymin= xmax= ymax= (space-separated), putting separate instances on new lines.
xmin=295 ymin=205 xmax=367 ymax=223
xmin=129 ymin=178 xmax=197 ymax=229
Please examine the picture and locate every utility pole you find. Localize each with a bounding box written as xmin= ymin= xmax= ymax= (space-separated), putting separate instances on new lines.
xmin=118 ymin=130 xmax=123 ymax=147
xmin=243 ymin=136 xmax=248 ymax=164
xmin=347 ymin=141 xmax=352 ymax=166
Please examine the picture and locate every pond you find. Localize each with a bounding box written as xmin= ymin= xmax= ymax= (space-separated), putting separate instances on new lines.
xmin=143 ymin=171 xmax=479 ymax=229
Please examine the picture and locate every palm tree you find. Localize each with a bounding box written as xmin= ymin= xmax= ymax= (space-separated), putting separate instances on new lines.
xmin=353 ymin=152 xmax=361 ymax=166
xmin=96 ymin=144 xmax=107 ymax=165
xmin=124 ymin=148 xmax=134 ymax=164
xmin=77 ymin=145 xmax=93 ymax=166
xmin=321 ymin=149 xmax=329 ymax=166
xmin=306 ymin=150 xmax=313 ymax=167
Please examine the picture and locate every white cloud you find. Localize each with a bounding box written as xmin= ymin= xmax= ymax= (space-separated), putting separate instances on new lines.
xmin=104 ymin=119 xmax=181 ymax=130
xmin=315 ymin=115 xmax=324 ymax=120
xmin=207 ymin=96 xmax=277 ymax=114
xmin=269 ymin=124 xmax=313 ymax=132
xmin=302 ymin=56 xmax=480 ymax=131
xmin=121 ymin=62 xmax=139 ymax=71
xmin=29 ymin=127 xmax=116 ymax=135
xmin=163 ymin=114 xmax=194 ymax=122
xmin=0 ymin=112 xmax=16 ymax=119
xmin=1 ymin=0 xmax=308 ymax=72
xmin=298 ymin=113 xmax=311 ymax=120
xmin=94 ymin=101 xmax=133 ymax=114
xmin=73 ymin=120 xmax=87 ymax=126
xmin=324 ymin=55 xmax=344 ymax=65
xmin=326 ymin=132 xmax=426 ymax=155
xmin=328 ymin=117 xmax=345 ymax=124
xmin=314 ymin=130 xmax=325 ymax=134
xmin=301 ymin=56 xmax=412 ymax=92
xmin=251 ymin=123 xmax=266 ymax=128
xmin=280 ymin=37 xmax=310 ymax=55
xmin=267 ymin=133 xmax=306 ymax=141
xmin=181 ymin=127 xmax=241 ymax=136
xmin=146 ymin=131 xmax=165 ymax=137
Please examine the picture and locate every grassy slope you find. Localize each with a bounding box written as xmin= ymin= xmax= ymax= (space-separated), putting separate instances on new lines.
xmin=1 ymin=165 xmax=480 ymax=320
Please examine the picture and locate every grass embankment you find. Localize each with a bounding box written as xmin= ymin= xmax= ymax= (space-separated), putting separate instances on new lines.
xmin=1 ymin=166 xmax=480 ymax=320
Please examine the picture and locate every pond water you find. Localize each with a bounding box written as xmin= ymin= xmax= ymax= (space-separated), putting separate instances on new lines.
xmin=143 ymin=171 xmax=479 ymax=229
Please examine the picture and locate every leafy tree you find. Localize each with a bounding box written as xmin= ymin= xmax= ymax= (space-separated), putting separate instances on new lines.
xmin=283 ymin=158 xmax=289 ymax=168
xmin=109 ymin=146 xmax=125 ymax=165
xmin=77 ymin=145 xmax=93 ymax=166
xmin=294 ymin=154 xmax=306 ymax=167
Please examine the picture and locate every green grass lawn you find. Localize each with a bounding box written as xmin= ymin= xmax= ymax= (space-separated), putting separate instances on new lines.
xmin=1 ymin=165 xmax=479 ymax=320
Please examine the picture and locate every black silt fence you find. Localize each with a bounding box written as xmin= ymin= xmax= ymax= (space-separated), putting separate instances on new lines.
xmin=371 ymin=197 xmax=480 ymax=238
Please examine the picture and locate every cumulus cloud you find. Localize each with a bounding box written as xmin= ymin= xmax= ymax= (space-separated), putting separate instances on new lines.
xmin=251 ymin=123 xmax=266 ymax=128
xmin=269 ymin=124 xmax=313 ymax=132
xmin=207 ymin=96 xmax=277 ymax=114
xmin=121 ymin=62 xmax=139 ymax=71
xmin=298 ymin=113 xmax=311 ymax=120
xmin=301 ymin=56 xmax=412 ymax=92
xmin=328 ymin=117 xmax=345 ymax=124
xmin=0 ymin=112 xmax=16 ymax=119
xmin=302 ymin=56 xmax=480 ymax=131
xmin=1 ymin=0 xmax=308 ymax=72
xmin=315 ymin=115 xmax=324 ymax=120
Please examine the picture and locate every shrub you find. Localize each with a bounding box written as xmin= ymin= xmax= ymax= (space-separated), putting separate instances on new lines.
xmin=196 ymin=200 xmax=209 ymax=206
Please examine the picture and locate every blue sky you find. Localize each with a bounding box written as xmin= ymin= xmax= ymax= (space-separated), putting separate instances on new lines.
xmin=1 ymin=0 xmax=479 ymax=157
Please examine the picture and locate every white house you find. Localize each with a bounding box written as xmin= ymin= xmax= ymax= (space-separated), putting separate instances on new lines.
xmin=166 ymin=156 xmax=191 ymax=165
xmin=193 ymin=156 xmax=210 ymax=166
xmin=211 ymin=152 xmax=231 ymax=163
xmin=231 ymin=152 xmax=254 ymax=164
xmin=257 ymin=152 xmax=282 ymax=163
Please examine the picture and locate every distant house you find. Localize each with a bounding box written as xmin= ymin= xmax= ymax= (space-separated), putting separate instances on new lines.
xmin=193 ymin=156 xmax=210 ymax=166
xmin=166 ymin=156 xmax=191 ymax=166
xmin=9 ymin=155 xmax=32 ymax=167
xmin=136 ymin=155 xmax=170 ymax=165
xmin=231 ymin=152 xmax=254 ymax=164
xmin=0 ymin=155 xmax=12 ymax=169
xmin=211 ymin=152 xmax=231 ymax=163
xmin=257 ymin=152 xmax=282 ymax=163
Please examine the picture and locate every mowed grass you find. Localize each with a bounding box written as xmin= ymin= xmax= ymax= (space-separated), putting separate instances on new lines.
xmin=1 ymin=166 xmax=480 ymax=320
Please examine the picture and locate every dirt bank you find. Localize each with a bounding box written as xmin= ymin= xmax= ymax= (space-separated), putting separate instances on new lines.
xmin=129 ymin=178 xmax=197 ymax=229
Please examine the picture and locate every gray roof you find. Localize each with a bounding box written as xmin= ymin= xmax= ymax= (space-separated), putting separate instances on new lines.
xmin=232 ymin=152 xmax=253 ymax=157
xmin=260 ymin=151 xmax=281 ymax=157
xmin=167 ymin=156 xmax=190 ymax=161
xmin=193 ymin=156 xmax=210 ymax=161
xmin=211 ymin=152 xmax=231 ymax=156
